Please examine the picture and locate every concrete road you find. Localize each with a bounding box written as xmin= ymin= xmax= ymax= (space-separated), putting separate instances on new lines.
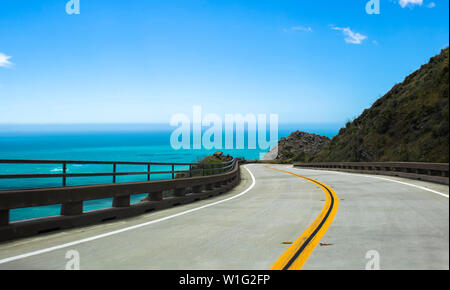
xmin=0 ymin=164 xmax=448 ymax=270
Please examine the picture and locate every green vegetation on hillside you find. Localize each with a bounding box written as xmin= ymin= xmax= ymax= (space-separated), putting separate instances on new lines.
xmin=313 ymin=47 xmax=449 ymax=163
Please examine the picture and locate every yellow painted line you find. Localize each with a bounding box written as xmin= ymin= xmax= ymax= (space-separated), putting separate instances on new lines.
xmin=266 ymin=165 xmax=339 ymax=270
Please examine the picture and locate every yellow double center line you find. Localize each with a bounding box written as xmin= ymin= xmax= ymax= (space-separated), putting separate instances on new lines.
xmin=266 ymin=165 xmax=339 ymax=270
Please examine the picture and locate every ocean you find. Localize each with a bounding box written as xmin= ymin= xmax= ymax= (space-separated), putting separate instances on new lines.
xmin=0 ymin=123 xmax=340 ymax=222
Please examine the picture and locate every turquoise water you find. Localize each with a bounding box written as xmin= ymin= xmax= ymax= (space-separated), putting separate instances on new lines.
xmin=0 ymin=124 xmax=340 ymax=222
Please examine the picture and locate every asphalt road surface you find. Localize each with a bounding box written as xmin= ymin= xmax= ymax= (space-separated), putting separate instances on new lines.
xmin=0 ymin=164 xmax=448 ymax=270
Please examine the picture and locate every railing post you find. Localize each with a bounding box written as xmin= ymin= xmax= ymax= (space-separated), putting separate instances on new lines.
xmin=61 ymin=201 xmax=83 ymax=216
xmin=172 ymin=164 xmax=175 ymax=179
xmin=113 ymin=195 xmax=130 ymax=208
xmin=174 ymin=188 xmax=186 ymax=197
xmin=189 ymin=165 xmax=192 ymax=178
xmin=113 ymin=163 xmax=117 ymax=184
xmin=237 ymin=163 xmax=241 ymax=183
xmin=0 ymin=209 xmax=9 ymax=226
xmin=62 ymin=162 xmax=67 ymax=187
xmin=147 ymin=164 xmax=151 ymax=181
xmin=192 ymin=185 xmax=202 ymax=193
xmin=148 ymin=191 xmax=163 ymax=201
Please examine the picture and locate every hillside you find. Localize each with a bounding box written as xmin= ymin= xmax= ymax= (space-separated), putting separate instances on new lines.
xmin=312 ymin=47 xmax=449 ymax=163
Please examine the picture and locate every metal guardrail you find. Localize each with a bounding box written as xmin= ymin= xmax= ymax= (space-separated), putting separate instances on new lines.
xmin=0 ymin=158 xmax=236 ymax=188
xmin=293 ymin=162 xmax=449 ymax=185
xmin=0 ymin=158 xmax=240 ymax=242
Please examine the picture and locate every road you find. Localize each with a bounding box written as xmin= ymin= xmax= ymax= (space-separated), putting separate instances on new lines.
xmin=0 ymin=164 xmax=448 ymax=270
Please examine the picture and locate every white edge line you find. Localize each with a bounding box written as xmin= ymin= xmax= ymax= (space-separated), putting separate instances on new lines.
xmin=291 ymin=167 xmax=449 ymax=198
xmin=0 ymin=165 xmax=257 ymax=265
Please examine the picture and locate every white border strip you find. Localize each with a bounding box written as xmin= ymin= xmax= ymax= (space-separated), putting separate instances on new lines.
xmin=0 ymin=165 xmax=257 ymax=265
xmin=293 ymin=167 xmax=449 ymax=198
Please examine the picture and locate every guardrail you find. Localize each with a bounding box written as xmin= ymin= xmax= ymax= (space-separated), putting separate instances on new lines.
xmin=293 ymin=162 xmax=449 ymax=185
xmin=0 ymin=158 xmax=240 ymax=242
xmin=0 ymin=158 xmax=236 ymax=188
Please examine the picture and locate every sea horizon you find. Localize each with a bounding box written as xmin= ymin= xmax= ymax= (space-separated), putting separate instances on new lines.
xmin=0 ymin=122 xmax=340 ymax=221
xmin=0 ymin=122 xmax=342 ymax=162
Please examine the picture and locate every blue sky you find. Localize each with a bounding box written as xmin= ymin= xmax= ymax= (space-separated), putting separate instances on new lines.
xmin=0 ymin=0 xmax=448 ymax=125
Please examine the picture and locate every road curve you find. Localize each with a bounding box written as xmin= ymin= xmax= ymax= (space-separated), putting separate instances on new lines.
xmin=0 ymin=164 xmax=448 ymax=270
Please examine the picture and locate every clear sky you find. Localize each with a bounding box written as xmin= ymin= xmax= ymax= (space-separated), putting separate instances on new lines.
xmin=0 ymin=0 xmax=448 ymax=125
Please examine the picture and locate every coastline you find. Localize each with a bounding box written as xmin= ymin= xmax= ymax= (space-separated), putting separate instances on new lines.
xmin=0 ymin=126 xmax=339 ymax=221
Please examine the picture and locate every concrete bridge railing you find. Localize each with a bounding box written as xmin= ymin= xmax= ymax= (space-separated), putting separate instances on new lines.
xmin=0 ymin=159 xmax=241 ymax=242
xmin=294 ymin=162 xmax=449 ymax=185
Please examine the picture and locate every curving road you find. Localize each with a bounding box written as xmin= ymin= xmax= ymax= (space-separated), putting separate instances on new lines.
xmin=0 ymin=164 xmax=448 ymax=270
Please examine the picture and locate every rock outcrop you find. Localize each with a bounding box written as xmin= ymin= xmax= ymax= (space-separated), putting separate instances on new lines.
xmin=264 ymin=131 xmax=330 ymax=162
xmin=211 ymin=152 xmax=233 ymax=162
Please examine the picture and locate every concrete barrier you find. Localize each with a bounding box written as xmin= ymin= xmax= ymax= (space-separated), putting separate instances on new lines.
xmin=0 ymin=161 xmax=241 ymax=242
